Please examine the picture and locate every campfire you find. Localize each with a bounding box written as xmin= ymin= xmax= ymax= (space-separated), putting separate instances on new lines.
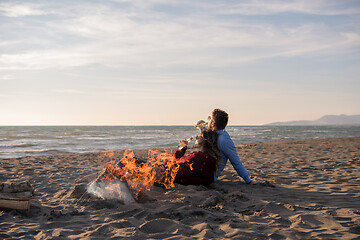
xmin=86 ymin=149 xmax=180 ymax=204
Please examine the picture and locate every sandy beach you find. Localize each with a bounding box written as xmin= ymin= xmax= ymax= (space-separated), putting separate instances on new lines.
xmin=1 ymin=137 xmax=359 ymax=239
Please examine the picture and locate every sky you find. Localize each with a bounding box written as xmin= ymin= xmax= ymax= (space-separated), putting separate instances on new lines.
xmin=0 ymin=0 xmax=359 ymax=125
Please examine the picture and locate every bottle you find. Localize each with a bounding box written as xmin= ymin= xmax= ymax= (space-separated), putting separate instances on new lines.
xmin=178 ymin=136 xmax=194 ymax=149
xmin=194 ymin=122 xmax=208 ymax=130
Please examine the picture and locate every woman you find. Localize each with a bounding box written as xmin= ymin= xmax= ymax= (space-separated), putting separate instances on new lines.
xmin=77 ymin=130 xmax=221 ymax=188
xmin=165 ymin=129 xmax=221 ymax=185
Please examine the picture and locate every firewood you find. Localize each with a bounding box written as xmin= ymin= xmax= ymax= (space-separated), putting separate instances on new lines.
xmin=0 ymin=182 xmax=34 ymax=193
xmin=0 ymin=199 xmax=30 ymax=211
xmin=0 ymin=192 xmax=33 ymax=200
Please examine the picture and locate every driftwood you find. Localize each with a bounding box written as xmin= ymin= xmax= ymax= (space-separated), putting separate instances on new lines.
xmin=0 ymin=182 xmax=34 ymax=212
xmin=0 ymin=199 xmax=30 ymax=211
xmin=0 ymin=182 xmax=34 ymax=194
xmin=0 ymin=191 xmax=33 ymax=200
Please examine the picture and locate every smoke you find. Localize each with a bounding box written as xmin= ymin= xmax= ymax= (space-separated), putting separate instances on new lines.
xmin=87 ymin=180 xmax=136 ymax=204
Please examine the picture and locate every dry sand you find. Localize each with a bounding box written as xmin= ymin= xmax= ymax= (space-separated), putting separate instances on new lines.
xmin=0 ymin=137 xmax=359 ymax=239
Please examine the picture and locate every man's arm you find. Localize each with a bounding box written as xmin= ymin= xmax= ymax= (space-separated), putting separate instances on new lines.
xmin=214 ymin=156 xmax=226 ymax=181
xmin=220 ymin=135 xmax=251 ymax=183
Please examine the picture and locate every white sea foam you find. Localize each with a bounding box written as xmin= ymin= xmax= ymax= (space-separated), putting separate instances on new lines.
xmin=0 ymin=142 xmax=36 ymax=148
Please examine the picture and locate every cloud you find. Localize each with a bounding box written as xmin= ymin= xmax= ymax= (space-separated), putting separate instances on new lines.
xmin=0 ymin=49 xmax=93 ymax=70
xmin=0 ymin=40 xmax=21 ymax=47
xmin=213 ymin=0 xmax=360 ymax=16
xmin=112 ymin=0 xmax=360 ymax=16
xmin=0 ymin=0 xmax=359 ymax=70
xmin=2 ymin=21 xmax=358 ymax=70
xmin=0 ymin=74 xmax=15 ymax=81
xmin=0 ymin=2 xmax=45 ymax=17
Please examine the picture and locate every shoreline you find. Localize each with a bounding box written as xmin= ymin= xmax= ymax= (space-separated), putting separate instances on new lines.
xmin=1 ymin=136 xmax=359 ymax=161
xmin=1 ymin=137 xmax=359 ymax=239
xmin=1 ymin=125 xmax=359 ymax=159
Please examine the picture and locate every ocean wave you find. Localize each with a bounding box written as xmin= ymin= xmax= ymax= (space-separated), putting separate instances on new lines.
xmin=76 ymin=137 xmax=118 ymax=140
xmin=0 ymin=142 xmax=37 ymax=148
xmin=303 ymin=130 xmax=329 ymax=133
xmin=0 ymin=148 xmax=71 ymax=158
xmin=0 ymin=125 xmax=359 ymax=158
xmin=2 ymin=135 xmax=27 ymax=140
xmin=3 ymin=148 xmax=52 ymax=153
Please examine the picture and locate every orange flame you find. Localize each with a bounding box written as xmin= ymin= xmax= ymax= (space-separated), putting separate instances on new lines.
xmin=102 ymin=150 xmax=115 ymax=158
xmin=98 ymin=149 xmax=180 ymax=199
xmin=189 ymin=163 xmax=194 ymax=171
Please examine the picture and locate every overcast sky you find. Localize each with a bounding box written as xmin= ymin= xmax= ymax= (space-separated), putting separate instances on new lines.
xmin=1 ymin=0 xmax=359 ymax=125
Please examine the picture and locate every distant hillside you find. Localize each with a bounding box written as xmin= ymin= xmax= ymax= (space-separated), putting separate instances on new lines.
xmin=266 ymin=114 xmax=360 ymax=126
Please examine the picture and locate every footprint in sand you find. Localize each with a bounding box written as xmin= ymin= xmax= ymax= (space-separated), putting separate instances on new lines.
xmin=139 ymin=218 xmax=180 ymax=234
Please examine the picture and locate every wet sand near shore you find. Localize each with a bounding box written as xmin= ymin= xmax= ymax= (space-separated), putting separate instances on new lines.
xmin=0 ymin=137 xmax=359 ymax=239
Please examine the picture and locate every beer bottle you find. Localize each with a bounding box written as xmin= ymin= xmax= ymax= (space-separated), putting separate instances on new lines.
xmin=178 ymin=136 xmax=194 ymax=149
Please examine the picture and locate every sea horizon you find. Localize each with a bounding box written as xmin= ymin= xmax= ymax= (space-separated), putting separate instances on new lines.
xmin=1 ymin=125 xmax=359 ymax=159
xmin=1 ymin=124 xmax=360 ymax=127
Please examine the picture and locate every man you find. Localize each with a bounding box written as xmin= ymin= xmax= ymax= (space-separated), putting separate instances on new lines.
xmin=198 ymin=109 xmax=260 ymax=184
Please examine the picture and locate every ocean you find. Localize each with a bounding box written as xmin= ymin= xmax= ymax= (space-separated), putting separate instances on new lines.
xmin=0 ymin=125 xmax=359 ymax=159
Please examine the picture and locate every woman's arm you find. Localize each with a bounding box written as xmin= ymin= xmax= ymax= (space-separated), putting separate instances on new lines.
xmin=174 ymin=146 xmax=187 ymax=159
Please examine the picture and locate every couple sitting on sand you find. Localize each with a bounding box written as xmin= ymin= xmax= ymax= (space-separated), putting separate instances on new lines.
xmin=124 ymin=109 xmax=261 ymax=186
xmin=81 ymin=109 xmax=260 ymax=186
xmin=169 ymin=108 xmax=261 ymax=185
